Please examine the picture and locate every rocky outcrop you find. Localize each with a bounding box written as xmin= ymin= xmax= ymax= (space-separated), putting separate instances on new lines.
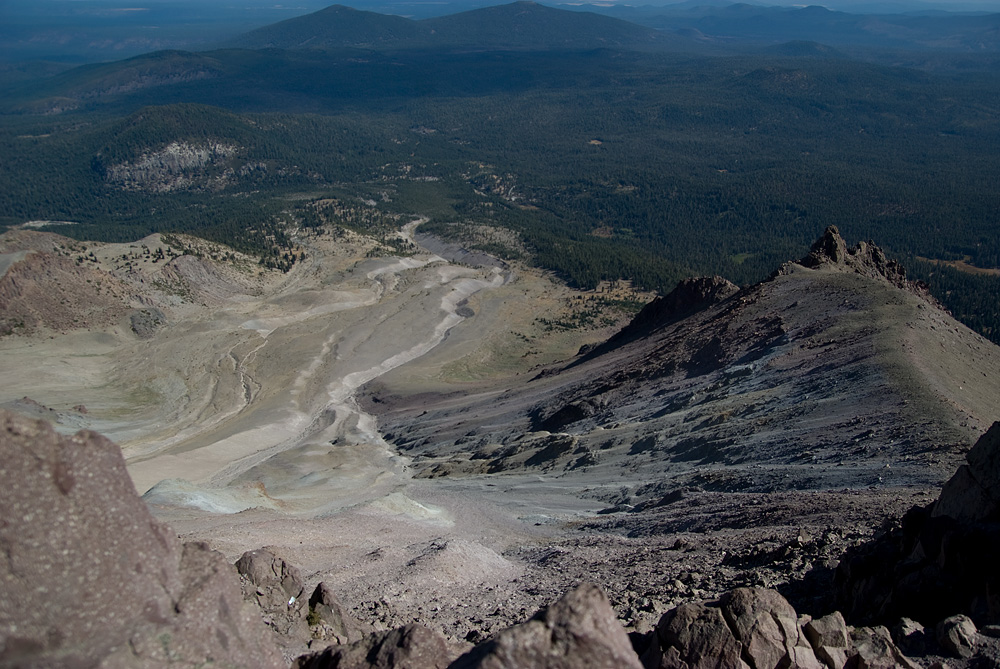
xmin=805 ymin=612 xmax=852 ymax=669
xmin=932 ymin=422 xmax=1000 ymax=523
xmin=936 ymin=615 xmax=977 ymax=659
xmin=288 ymin=585 xmax=934 ymax=669
xmin=620 ymin=276 xmax=740 ymax=336
xmin=643 ymin=588 xmax=919 ymax=669
xmin=129 ymin=306 xmax=167 ymax=338
xmin=0 ymin=249 xmax=132 ymax=335
xmin=590 ymin=275 xmax=739 ymax=357
xmin=796 ymin=225 xmax=910 ymax=289
xmin=450 ymin=582 xmax=644 ymax=669
xmin=848 ymin=625 xmax=920 ymax=669
xmin=295 ymin=623 xmax=458 ymax=669
xmin=237 ymin=548 xmax=311 ymax=658
xmin=376 ymin=225 xmax=998 ymax=488
xmin=653 ymin=601 xmax=748 ymax=669
xmin=309 ymin=582 xmax=371 ymax=646
xmin=0 ymin=409 xmax=283 ymax=668
xmin=835 ymin=422 xmax=1000 ymax=627
xmin=720 ymin=587 xmax=823 ymax=669
xmin=105 ymin=141 xmax=238 ymax=192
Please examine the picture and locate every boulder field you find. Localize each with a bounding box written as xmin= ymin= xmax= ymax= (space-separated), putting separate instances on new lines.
xmin=4 ymin=408 xmax=1000 ymax=667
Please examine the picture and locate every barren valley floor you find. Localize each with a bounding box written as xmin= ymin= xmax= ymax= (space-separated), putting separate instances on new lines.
xmin=1 ymin=223 xmax=997 ymax=658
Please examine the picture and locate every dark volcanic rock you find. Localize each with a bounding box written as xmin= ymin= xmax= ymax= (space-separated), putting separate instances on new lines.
xmin=645 ymin=590 xmax=926 ymax=669
xmin=803 ymin=225 xmax=849 ymax=265
xmin=309 ymin=582 xmax=371 ymax=645
xmin=796 ymin=225 xmax=909 ymax=289
xmin=237 ymin=547 xmax=311 ymax=657
xmin=237 ymin=547 xmax=307 ymax=608
xmin=649 ymin=588 xmax=826 ymax=669
xmin=596 ymin=276 xmax=739 ymax=353
xmin=295 ymin=623 xmax=456 ymax=669
xmin=848 ymin=625 xmax=920 ymax=669
xmin=0 ymin=409 xmax=282 ymax=668
xmin=933 ymin=422 xmax=1000 ymax=523
xmin=835 ymin=422 xmax=1000 ymax=626
xmin=655 ymin=601 xmax=747 ymax=669
xmin=450 ymin=582 xmax=643 ymax=669
xmin=719 ymin=587 xmax=823 ymax=669
xmin=806 ymin=612 xmax=853 ymax=669
xmin=892 ymin=618 xmax=928 ymax=657
xmin=936 ymin=615 xmax=977 ymax=659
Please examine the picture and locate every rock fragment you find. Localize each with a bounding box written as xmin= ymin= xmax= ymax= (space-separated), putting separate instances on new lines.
xmin=295 ymin=623 xmax=455 ymax=669
xmin=450 ymin=582 xmax=643 ymax=669
xmin=933 ymin=422 xmax=1000 ymax=523
xmin=892 ymin=618 xmax=927 ymax=656
xmin=805 ymin=611 xmax=852 ymax=669
xmin=236 ymin=548 xmax=311 ymax=657
xmin=656 ymin=601 xmax=748 ymax=669
xmin=308 ymin=582 xmax=370 ymax=645
xmin=936 ymin=615 xmax=977 ymax=659
xmin=720 ymin=587 xmax=823 ymax=669
xmin=848 ymin=626 xmax=919 ymax=669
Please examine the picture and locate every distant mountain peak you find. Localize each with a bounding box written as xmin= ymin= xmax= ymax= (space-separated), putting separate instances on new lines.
xmin=227 ymin=0 xmax=667 ymax=51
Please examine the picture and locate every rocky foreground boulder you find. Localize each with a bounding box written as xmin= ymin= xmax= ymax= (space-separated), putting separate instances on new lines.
xmin=295 ymin=583 xmax=923 ymax=669
xmin=0 ymin=409 xmax=283 ymax=668
xmin=295 ymin=623 xmax=460 ymax=669
xmin=449 ymin=582 xmax=642 ymax=669
xmin=236 ymin=547 xmax=373 ymax=662
xmin=629 ymin=587 xmax=922 ymax=669
xmin=835 ymin=421 xmax=1000 ymax=627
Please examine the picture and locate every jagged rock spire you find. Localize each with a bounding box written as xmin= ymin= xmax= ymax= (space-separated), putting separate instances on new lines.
xmin=806 ymin=225 xmax=849 ymax=264
xmin=798 ymin=225 xmax=909 ymax=288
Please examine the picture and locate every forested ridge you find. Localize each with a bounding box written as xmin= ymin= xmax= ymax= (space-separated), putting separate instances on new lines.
xmin=2 ymin=39 xmax=999 ymax=340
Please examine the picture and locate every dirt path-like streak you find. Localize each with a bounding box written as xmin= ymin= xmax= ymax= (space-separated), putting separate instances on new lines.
xmin=205 ymin=266 xmax=506 ymax=502
xmin=128 ymin=228 xmax=437 ymax=466
xmin=135 ymin=218 xmax=508 ymax=513
xmin=122 ymin=336 xmax=269 ymax=463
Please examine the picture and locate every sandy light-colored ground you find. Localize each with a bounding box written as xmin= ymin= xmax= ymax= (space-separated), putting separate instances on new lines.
xmin=1 ymin=221 xmax=553 ymax=505
xmin=0 ymin=221 xmax=645 ymax=645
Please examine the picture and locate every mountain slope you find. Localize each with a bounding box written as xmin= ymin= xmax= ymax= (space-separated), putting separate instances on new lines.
xmin=420 ymin=1 xmax=667 ymax=49
xmin=582 ymin=2 xmax=1000 ymax=52
xmin=225 ymin=5 xmax=425 ymax=50
xmin=363 ymin=227 xmax=1000 ymax=499
xmin=225 ymin=1 xmax=668 ymax=51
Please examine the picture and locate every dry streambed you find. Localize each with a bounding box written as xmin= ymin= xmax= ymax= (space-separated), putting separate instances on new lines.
xmin=0 ymin=223 xmax=620 ymax=558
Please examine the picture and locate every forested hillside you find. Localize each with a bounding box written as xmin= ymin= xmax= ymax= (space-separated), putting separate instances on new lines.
xmin=2 ymin=4 xmax=999 ymax=340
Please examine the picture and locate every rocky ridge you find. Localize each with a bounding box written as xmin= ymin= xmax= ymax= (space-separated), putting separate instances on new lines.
xmin=3 ymin=225 xmax=1000 ymax=667
xmin=793 ymin=225 xmax=911 ymax=290
xmin=0 ymin=232 xmax=135 ymax=335
xmin=366 ymin=226 xmax=1000 ymax=497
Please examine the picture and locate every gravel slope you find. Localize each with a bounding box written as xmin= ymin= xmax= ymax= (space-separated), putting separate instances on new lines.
xmin=1 ymin=225 xmax=997 ymax=654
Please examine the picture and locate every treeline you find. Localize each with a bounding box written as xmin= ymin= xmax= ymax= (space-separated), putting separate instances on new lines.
xmin=909 ymin=260 xmax=1000 ymax=341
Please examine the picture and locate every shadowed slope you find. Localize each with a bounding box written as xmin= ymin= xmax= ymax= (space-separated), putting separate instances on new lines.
xmin=364 ymin=227 xmax=1000 ymax=496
